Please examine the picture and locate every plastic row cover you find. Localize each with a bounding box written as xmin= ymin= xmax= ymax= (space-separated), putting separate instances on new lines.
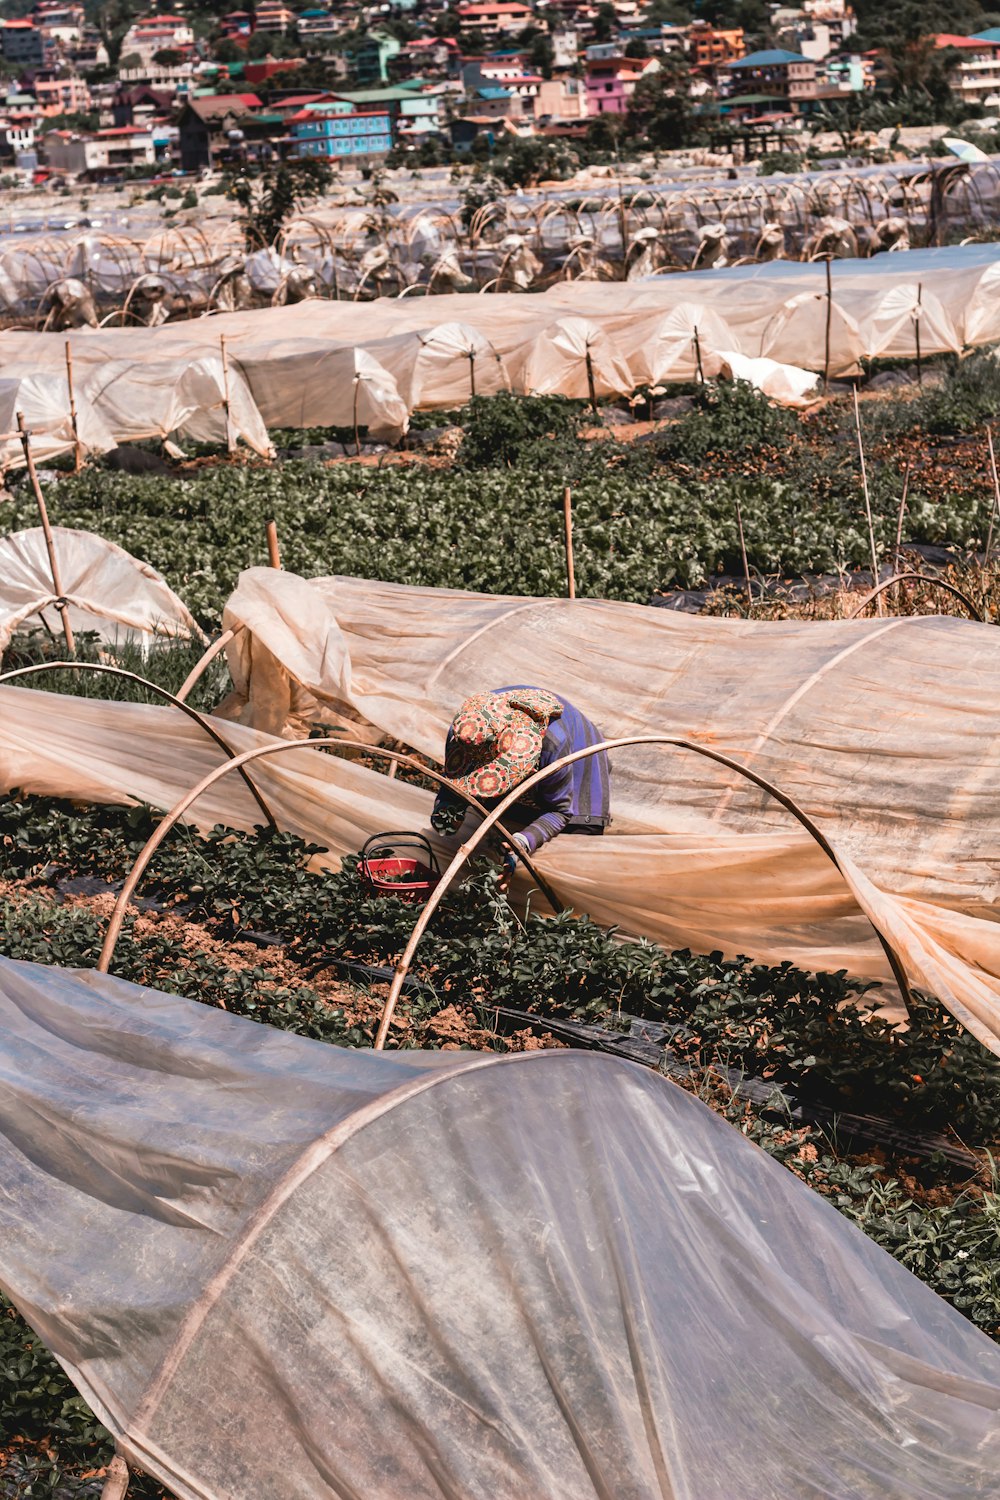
xmin=1 ymin=954 xmax=999 ymax=1499
xmin=0 ymin=528 xmax=203 ymax=654
xmin=0 ymin=241 xmax=998 ymax=437
xmin=3 ymin=569 xmax=1000 ymax=1054
xmin=219 ymin=569 xmax=1000 ymax=1052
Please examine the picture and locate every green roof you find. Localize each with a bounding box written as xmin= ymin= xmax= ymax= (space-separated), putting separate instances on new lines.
xmin=720 ymin=92 xmax=784 ymax=105
xmin=332 ymin=85 xmax=424 ymax=102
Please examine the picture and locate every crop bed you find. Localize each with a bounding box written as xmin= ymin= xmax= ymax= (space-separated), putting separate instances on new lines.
xmin=4 ymin=364 xmax=1000 ymax=1494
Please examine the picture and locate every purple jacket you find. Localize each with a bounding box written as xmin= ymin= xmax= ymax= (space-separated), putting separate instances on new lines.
xmin=433 ymin=687 xmax=611 ymax=854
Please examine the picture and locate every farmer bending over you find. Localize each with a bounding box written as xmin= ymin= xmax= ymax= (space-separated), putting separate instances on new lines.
xmin=430 ymin=687 xmax=611 ymax=874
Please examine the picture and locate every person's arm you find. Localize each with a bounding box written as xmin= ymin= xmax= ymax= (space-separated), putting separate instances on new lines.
xmin=430 ymin=729 xmax=466 ymax=834
xmin=511 ymin=760 xmax=574 ymax=855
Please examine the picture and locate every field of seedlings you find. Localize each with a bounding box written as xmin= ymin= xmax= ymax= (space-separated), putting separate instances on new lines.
xmin=3 ymin=363 xmax=1000 ymax=1496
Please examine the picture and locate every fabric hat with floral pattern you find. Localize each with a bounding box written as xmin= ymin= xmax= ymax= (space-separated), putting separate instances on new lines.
xmin=445 ymin=688 xmax=563 ymax=800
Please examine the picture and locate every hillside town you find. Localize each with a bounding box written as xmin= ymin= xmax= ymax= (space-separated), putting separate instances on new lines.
xmin=0 ymin=0 xmax=994 ymax=183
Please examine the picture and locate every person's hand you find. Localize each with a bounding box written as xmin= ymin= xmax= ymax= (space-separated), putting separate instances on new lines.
xmin=499 ymin=834 xmax=528 ymax=892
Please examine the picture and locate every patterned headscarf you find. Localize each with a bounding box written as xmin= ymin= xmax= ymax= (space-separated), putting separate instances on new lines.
xmin=444 ymin=688 xmax=563 ymax=800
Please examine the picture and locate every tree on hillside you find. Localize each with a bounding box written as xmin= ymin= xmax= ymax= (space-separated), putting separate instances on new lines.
xmin=231 ymin=158 xmax=332 ymax=251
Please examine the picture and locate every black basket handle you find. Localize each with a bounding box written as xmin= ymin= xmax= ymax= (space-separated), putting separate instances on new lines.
xmin=360 ymin=832 xmax=441 ymax=879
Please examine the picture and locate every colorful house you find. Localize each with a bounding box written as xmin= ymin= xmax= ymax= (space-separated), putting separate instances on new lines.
xmin=290 ymin=101 xmax=393 ymax=159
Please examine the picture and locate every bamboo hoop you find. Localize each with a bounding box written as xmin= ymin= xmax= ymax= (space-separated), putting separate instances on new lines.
xmin=373 ymin=735 xmax=916 ymax=1050
xmin=847 ymin=572 xmax=985 ymax=621
xmin=0 ymin=660 xmax=277 ymax=828
xmin=176 ymin=625 xmax=242 ymax=703
xmin=96 ymin=740 xmax=563 ymax=976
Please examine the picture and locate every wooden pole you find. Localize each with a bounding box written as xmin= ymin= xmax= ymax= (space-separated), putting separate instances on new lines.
xmin=585 ymin=348 xmax=598 ymax=416
xmin=100 ymin=1454 xmax=130 ymax=1500
xmin=914 ymin=283 xmax=923 ymax=387
xmin=468 ymin=348 xmax=476 ymax=399
xmin=563 ymin=484 xmax=576 ymax=600
xmin=64 ymin=339 xmax=82 ymax=474
xmin=734 ymin=490 xmax=753 ymax=613
xmin=852 ymin=384 xmax=882 ymax=614
xmin=895 ymin=460 xmax=911 ymax=561
xmin=985 ymin=426 xmax=1000 ymax=568
xmin=17 ymin=410 xmax=74 ymax=654
xmin=352 ymin=375 xmax=361 ymax=456
xmin=823 ymin=256 xmax=833 ymax=393
xmin=266 ymin=519 xmax=281 ymax=569
xmin=693 ymin=324 xmax=705 ymax=384
xmin=220 ymin=334 xmax=235 ymax=455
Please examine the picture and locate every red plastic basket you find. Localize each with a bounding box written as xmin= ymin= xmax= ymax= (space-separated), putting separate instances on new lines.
xmin=358 ymin=833 xmax=441 ymax=905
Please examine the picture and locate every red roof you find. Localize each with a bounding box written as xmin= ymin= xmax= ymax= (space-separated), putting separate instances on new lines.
xmin=97 ymin=124 xmax=151 ymax=136
xmin=457 ymin=2 xmax=532 ymax=13
xmin=934 ymin=32 xmax=998 ymax=47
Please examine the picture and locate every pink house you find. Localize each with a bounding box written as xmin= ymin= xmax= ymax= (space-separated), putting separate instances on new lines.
xmin=584 ymin=54 xmax=657 ymax=114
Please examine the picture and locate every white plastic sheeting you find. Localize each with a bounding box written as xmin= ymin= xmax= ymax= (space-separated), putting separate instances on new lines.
xmin=217 ymin=569 xmax=1000 ymax=1052
xmin=230 ymin=343 xmax=409 ymax=443
xmin=0 ymin=243 xmax=999 ymax=436
xmin=2 ymin=954 xmax=999 ymax=1500
xmin=0 ymin=373 xmax=115 ymax=469
xmin=717 ymin=351 xmax=820 ymax=407
xmin=79 ymin=353 xmax=273 ymax=457
xmin=615 ymin=302 xmax=740 ymax=384
xmin=4 ymin=571 xmax=1000 ymax=1054
xmin=366 ymin=322 xmax=510 ymax=409
xmin=510 ymin=315 xmax=636 ymax=399
xmin=0 ymin=528 xmax=204 ymax=653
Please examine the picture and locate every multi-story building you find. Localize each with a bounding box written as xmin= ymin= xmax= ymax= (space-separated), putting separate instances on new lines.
xmin=533 ymin=73 xmax=586 ymax=118
xmin=724 ymin=47 xmax=817 ymax=113
xmin=119 ymin=14 xmax=194 ymax=65
xmin=347 ymin=30 xmax=401 ymax=85
xmin=456 ymin=2 xmax=536 ymax=42
xmin=687 ymin=22 xmax=745 ymax=71
xmin=0 ymin=21 xmax=49 ymax=68
xmin=290 ymin=101 xmax=393 ymax=159
xmin=584 ymin=52 xmax=657 ymax=113
xmin=34 ymin=72 xmax=91 ymax=114
xmin=176 ymin=91 xmax=264 ymax=169
xmin=253 ymin=2 xmax=296 ymax=35
xmin=43 ymin=123 xmax=156 ymax=175
xmin=297 ymin=9 xmax=346 ymax=39
xmin=934 ymin=34 xmax=1000 ymax=105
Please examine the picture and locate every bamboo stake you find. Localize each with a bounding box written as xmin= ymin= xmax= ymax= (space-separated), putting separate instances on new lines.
xmin=693 ymin=324 xmax=705 ymax=384
xmin=823 ymin=256 xmax=833 ymax=392
xmin=220 ymin=334 xmax=235 ymax=455
xmin=468 ymin=347 xmax=476 ymax=399
xmin=352 ymin=375 xmax=361 ymax=456
xmin=563 ymin=484 xmax=576 ymax=599
xmin=985 ymin=426 xmax=1000 ymax=568
xmin=734 ymin=490 xmax=753 ymax=613
xmin=16 ymin=410 xmax=74 ymax=653
xmin=266 ymin=519 xmax=281 ymax=569
xmin=914 ymin=282 xmax=923 ymax=387
xmin=895 ymin=460 xmax=911 ymax=560
xmin=100 ymin=1454 xmax=130 ymax=1500
xmin=852 ymin=384 xmax=882 ymax=615
xmin=585 ymin=348 xmax=598 ymax=416
xmin=64 ymin=339 xmax=82 ymax=474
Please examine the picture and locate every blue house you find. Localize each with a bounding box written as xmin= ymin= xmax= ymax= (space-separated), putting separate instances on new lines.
xmin=290 ymin=102 xmax=393 ymax=159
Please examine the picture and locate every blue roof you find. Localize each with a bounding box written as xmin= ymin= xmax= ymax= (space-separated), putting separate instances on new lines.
xmin=971 ymin=27 xmax=1000 ymax=40
xmin=728 ymin=48 xmax=808 ymax=68
xmin=476 ymin=85 xmax=511 ymax=98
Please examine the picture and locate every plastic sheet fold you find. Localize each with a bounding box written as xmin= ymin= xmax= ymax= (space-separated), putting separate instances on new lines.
xmin=1 ymin=954 xmax=999 ymax=1500
xmin=3 ymin=571 xmax=1000 ymax=1053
